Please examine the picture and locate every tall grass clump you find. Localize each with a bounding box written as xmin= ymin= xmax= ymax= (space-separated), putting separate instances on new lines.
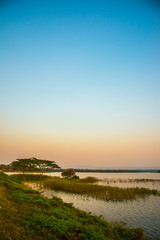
xmin=80 ymin=176 xmax=99 ymax=183
xmin=43 ymin=178 xmax=160 ymax=201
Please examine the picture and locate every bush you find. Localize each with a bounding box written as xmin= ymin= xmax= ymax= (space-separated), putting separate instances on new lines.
xmin=61 ymin=169 xmax=76 ymax=178
xmin=72 ymin=175 xmax=79 ymax=179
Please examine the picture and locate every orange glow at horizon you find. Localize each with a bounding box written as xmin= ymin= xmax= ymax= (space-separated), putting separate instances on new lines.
xmin=1 ymin=132 xmax=160 ymax=168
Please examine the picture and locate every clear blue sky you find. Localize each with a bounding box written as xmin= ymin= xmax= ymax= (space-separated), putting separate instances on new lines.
xmin=0 ymin=0 xmax=160 ymax=167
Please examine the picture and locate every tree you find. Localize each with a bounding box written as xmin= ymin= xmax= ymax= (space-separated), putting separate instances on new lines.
xmin=0 ymin=164 xmax=12 ymax=172
xmin=31 ymin=157 xmax=60 ymax=179
xmin=11 ymin=157 xmax=60 ymax=180
xmin=11 ymin=158 xmax=36 ymax=181
xmin=61 ymin=168 xmax=76 ymax=178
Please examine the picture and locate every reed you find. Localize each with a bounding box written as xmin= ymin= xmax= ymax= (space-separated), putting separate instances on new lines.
xmin=104 ymin=178 xmax=160 ymax=183
xmin=43 ymin=178 xmax=160 ymax=201
xmin=80 ymin=176 xmax=99 ymax=183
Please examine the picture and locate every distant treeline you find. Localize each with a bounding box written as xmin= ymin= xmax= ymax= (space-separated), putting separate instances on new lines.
xmin=74 ymin=169 xmax=160 ymax=173
xmin=1 ymin=164 xmax=159 ymax=173
xmin=50 ymin=169 xmax=160 ymax=173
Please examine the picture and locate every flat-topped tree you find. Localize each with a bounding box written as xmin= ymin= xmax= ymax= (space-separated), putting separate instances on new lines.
xmin=11 ymin=158 xmax=36 ymax=181
xmin=11 ymin=157 xmax=60 ymax=180
xmin=31 ymin=157 xmax=60 ymax=179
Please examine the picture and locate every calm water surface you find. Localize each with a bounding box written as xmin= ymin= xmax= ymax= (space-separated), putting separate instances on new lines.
xmin=43 ymin=171 xmax=160 ymax=180
xmin=44 ymin=172 xmax=160 ymax=190
xmin=24 ymin=172 xmax=160 ymax=240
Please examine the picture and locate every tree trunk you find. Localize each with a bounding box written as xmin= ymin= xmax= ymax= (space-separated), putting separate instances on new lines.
xmin=40 ymin=167 xmax=42 ymax=181
xmin=23 ymin=171 xmax=25 ymax=181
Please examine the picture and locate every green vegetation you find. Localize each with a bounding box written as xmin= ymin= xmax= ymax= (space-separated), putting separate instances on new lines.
xmin=61 ymin=168 xmax=76 ymax=178
xmin=72 ymin=175 xmax=80 ymax=179
xmin=104 ymin=179 xmax=160 ymax=183
xmin=31 ymin=157 xmax=60 ymax=177
xmin=10 ymin=174 xmax=160 ymax=201
xmin=80 ymin=176 xmax=99 ymax=183
xmin=10 ymin=173 xmax=52 ymax=182
xmin=43 ymin=178 xmax=160 ymax=201
xmin=11 ymin=157 xmax=60 ymax=180
xmin=121 ymin=178 xmax=160 ymax=182
xmin=10 ymin=174 xmax=98 ymax=183
xmin=0 ymin=172 xmax=145 ymax=240
xmin=0 ymin=164 xmax=12 ymax=172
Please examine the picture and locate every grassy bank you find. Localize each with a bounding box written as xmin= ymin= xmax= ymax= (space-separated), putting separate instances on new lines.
xmin=0 ymin=172 xmax=146 ymax=240
xmin=43 ymin=178 xmax=160 ymax=201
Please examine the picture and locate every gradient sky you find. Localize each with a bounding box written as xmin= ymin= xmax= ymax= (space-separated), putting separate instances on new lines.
xmin=0 ymin=0 xmax=160 ymax=168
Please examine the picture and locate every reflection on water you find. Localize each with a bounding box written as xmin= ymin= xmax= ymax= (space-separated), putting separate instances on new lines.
xmin=27 ymin=181 xmax=160 ymax=240
xmin=45 ymin=172 xmax=160 ymax=191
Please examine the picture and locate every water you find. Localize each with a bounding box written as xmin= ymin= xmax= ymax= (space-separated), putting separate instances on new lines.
xmin=44 ymin=171 xmax=160 ymax=180
xmin=24 ymin=172 xmax=160 ymax=240
xmin=43 ymin=172 xmax=160 ymax=190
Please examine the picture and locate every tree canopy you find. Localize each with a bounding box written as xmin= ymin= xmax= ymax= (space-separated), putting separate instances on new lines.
xmin=11 ymin=158 xmax=36 ymax=173
xmin=31 ymin=157 xmax=60 ymax=174
xmin=11 ymin=157 xmax=60 ymax=180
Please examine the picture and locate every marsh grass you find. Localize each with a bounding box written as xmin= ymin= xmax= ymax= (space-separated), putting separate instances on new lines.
xmin=0 ymin=172 xmax=145 ymax=240
xmin=11 ymin=174 xmax=160 ymax=201
xmin=43 ymin=178 xmax=160 ymax=201
xmin=104 ymin=178 xmax=160 ymax=183
xmin=79 ymin=176 xmax=99 ymax=183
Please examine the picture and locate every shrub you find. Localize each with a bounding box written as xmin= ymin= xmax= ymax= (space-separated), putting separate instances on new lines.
xmin=72 ymin=175 xmax=79 ymax=179
xmin=61 ymin=169 xmax=76 ymax=178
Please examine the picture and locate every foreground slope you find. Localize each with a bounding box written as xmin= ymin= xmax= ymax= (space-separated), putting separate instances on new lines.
xmin=0 ymin=172 xmax=145 ymax=240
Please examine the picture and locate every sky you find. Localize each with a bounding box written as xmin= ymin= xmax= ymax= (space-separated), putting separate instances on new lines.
xmin=0 ymin=0 xmax=160 ymax=168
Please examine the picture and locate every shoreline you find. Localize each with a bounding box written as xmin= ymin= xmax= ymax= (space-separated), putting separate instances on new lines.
xmin=0 ymin=172 xmax=145 ymax=240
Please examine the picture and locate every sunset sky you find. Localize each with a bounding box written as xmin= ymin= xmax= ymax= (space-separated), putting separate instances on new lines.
xmin=1 ymin=0 xmax=160 ymax=168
